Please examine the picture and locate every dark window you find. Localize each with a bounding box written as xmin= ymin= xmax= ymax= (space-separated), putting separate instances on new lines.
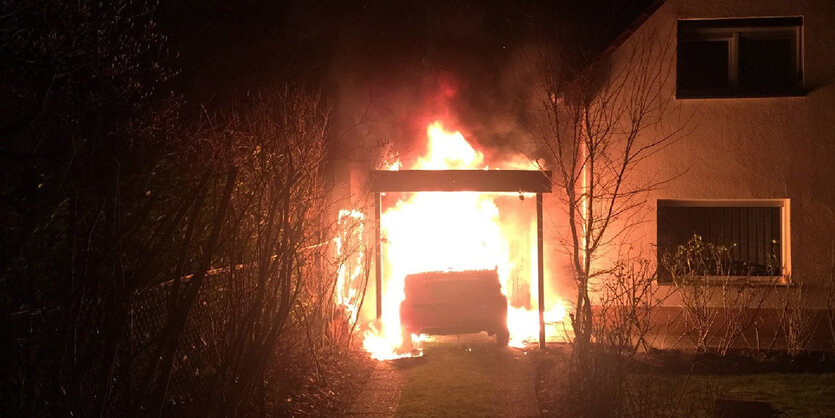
xmin=739 ymin=36 xmax=796 ymax=91
xmin=657 ymin=201 xmax=786 ymax=283
xmin=678 ymin=40 xmax=730 ymax=92
xmin=677 ymin=17 xmax=802 ymax=98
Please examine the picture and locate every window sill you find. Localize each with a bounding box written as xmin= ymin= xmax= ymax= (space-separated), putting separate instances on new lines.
xmin=658 ymin=276 xmax=789 ymax=287
xmin=676 ymin=90 xmax=806 ymax=99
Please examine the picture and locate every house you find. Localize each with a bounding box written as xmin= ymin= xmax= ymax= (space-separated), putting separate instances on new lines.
xmin=333 ymin=0 xmax=835 ymax=351
xmin=595 ymin=0 xmax=835 ymax=349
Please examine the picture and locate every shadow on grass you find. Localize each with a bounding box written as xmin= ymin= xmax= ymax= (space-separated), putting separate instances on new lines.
xmin=636 ymin=373 xmax=835 ymax=417
xmin=532 ymin=346 xmax=835 ymax=417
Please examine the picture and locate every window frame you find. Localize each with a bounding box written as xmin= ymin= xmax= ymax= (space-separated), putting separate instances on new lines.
xmin=656 ymin=199 xmax=791 ymax=285
xmin=676 ymin=17 xmax=804 ymax=99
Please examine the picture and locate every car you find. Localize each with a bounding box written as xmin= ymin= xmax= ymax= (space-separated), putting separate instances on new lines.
xmin=399 ymin=269 xmax=509 ymax=346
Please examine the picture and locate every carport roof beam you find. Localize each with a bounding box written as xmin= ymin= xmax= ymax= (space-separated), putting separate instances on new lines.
xmin=369 ymin=170 xmax=552 ymax=193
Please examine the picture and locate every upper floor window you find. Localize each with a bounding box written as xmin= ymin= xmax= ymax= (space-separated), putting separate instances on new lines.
xmin=677 ymin=17 xmax=803 ymax=98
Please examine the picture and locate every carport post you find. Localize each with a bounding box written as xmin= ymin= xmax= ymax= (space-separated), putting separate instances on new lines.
xmin=537 ymin=192 xmax=545 ymax=349
xmin=375 ymin=192 xmax=382 ymax=319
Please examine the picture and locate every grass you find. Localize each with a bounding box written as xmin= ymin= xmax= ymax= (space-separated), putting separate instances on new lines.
xmin=396 ymin=342 xmax=835 ymax=417
xmin=724 ymin=373 xmax=835 ymax=415
xmin=622 ymin=372 xmax=835 ymax=417
xmin=395 ymin=342 xmax=509 ymax=417
xmin=533 ymin=346 xmax=835 ymax=417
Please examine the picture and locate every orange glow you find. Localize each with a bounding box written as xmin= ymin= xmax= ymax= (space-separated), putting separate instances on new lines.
xmin=347 ymin=121 xmax=569 ymax=360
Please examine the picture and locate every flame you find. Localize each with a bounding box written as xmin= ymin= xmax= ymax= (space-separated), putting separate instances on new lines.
xmin=334 ymin=209 xmax=366 ymax=326
xmin=507 ymin=301 xmax=570 ymax=348
xmin=414 ymin=122 xmax=485 ymax=169
xmin=339 ymin=121 xmax=569 ymax=360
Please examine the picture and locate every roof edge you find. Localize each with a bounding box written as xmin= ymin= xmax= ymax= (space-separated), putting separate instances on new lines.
xmin=565 ymin=0 xmax=668 ymax=91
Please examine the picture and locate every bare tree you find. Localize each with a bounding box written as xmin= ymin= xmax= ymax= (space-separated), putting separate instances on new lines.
xmin=531 ymin=26 xmax=684 ymax=352
xmin=527 ymin=26 xmax=693 ymax=416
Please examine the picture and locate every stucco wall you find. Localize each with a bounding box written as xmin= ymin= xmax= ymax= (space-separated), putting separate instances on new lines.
xmin=601 ymin=0 xmax=835 ymax=307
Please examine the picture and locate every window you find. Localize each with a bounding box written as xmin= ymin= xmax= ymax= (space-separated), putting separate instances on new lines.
xmin=657 ymin=200 xmax=789 ymax=283
xmin=677 ymin=17 xmax=803 ymax=98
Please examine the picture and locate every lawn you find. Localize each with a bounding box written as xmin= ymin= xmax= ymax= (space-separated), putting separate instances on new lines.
xmin=533 ymin=347 xmax=835 ymax=417
xmin=719 ymin=373 xmax=835 ymax=415
xmin=630 ymin=372 xmax=835 ymax=417
xmin=395 ymin=341 xmax=533 ymax=417
xmin=393 ymin=342 xmax=835 ymax=417
xmin=395 ymin=344 xmax=496 ymax=417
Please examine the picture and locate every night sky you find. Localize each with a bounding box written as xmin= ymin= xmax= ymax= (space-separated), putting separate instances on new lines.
xmin=157 ymin=0 xmax=654 ymax=164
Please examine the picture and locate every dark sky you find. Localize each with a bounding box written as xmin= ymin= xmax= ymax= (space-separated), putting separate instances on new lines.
xmin=159 ymin=0 xmax=652 ymax=97
xmin=158 ymin=0 xmax=654 ymax=163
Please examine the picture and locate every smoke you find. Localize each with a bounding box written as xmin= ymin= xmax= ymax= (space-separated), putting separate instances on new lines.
xmin=321 ymin=1 xmax=548 ymax=170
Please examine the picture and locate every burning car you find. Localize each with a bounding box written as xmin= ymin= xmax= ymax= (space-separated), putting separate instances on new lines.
xmin=399 ymin=269 xmax=509 ymax=346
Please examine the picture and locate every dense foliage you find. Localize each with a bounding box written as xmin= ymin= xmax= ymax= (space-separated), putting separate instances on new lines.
xmin=0 ymin=1 xmax=355 ymax=416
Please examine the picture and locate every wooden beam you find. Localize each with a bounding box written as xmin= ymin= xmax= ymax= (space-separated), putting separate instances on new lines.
xmin=369 ymin=170 xmax=552 ymax=193
xmin=375 ymin=193 xmax=382 ymax=319
xmin=537 ymin=192 xmax=545 ymax=349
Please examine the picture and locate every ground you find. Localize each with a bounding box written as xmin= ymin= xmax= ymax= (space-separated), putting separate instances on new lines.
xmin=347 ymin=334 xmax=541 ymax=417
xmin=269 ymin=349 xmax=376 ymax=416
xmin=343 ymin=337 xmax=835 ymax=417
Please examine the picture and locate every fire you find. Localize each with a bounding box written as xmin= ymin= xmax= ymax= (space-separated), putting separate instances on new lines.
xmin=339 ymin=121 xmax=569 ymax=360
xmin=507 ymin=301 xmax=569 ymax=348
xmin=414 ymin=122 xmax=484 ymax=169
xmin=334 ymin=209 xmax=366 ymax=326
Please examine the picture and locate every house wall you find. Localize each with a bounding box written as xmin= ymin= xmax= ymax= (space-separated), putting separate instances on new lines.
xmin=597 ymin=0 xmax=835 ymax=313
